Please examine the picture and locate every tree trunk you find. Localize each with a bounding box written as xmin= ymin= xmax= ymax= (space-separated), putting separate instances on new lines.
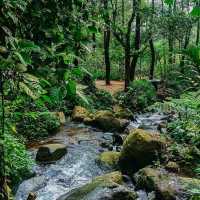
xmin=125 ymin=47 xmax=131 ymax=90
xmin=130 ymin=1 xmax=141 ymax=81
xmin=92 ymin=21 xmax=96 ymax=50
xmin=122 ymin=0 xmax=125 ymax=25
xmin=104 ymin=29 xmax=111 ymax=85
xmin=196 ymin=19 xmax=200 ymax=46
xmin=149 ymin=38 xmax=155 ymax=79
xmin=103 ymin=0 xmax=111 ymax=85
xmin=180 ymin=28 xmax=191 ymax=73
xmin=149 ymin=0 xmax=155 ymax=80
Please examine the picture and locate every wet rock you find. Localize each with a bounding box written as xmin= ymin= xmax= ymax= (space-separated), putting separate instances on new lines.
xmin=97 ymin=151 xmax=120 ymax=168
xmin=113 ymin=105 xmax=134 ymax=119
xmin=57 ymin=171 xmax=137 ymax=200
xmin=27 ymin=192 xmax=36 ymax=200
xmin=113 ymin=134 xmax=124 ymax=146
xmin=92 ymin=110 xmax=129 ymax=132
xmin=100 ymin=141 xmax=111 ymax=148
xmin=165 ymin=161 xmax=180 ymax=173
xmin=134 ymin=167 xmax=200 ymax=200
xmin=52 ymin=112 xmax=66 ymax=125
xmin=119 ymin=129 xmax=166 ymax=174
xmin=72 ymin=106 xmax=89 ymax=122
xmin=36 ymin=143 xmax=67 ymax=163
xmin=15 ymin=176 xmax=46 ymax=200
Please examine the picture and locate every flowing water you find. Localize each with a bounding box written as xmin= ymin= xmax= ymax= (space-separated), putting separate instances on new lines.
xmin=15 ymin=113 xmax=167 ymax=200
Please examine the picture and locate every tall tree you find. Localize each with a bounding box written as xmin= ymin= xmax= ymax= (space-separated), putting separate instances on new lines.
xmin=103 ymin=0 xmax=111 ymax=85
xmin=130 ymin=0 xmax=141 ymax=81
xmin=111 ymin=0 xmax=136 ymax=89
xmin=149 ymin=0 xmax=156 ymax=80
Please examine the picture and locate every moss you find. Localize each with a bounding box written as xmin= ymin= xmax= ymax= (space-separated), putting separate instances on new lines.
xmin=98 ymin=151 xmax=120 ymax=168
xmin=72 ymin=106 xmax=89 ymax=122
xmin=57 ymin=171 xmax=124 ymax=200
xmin=94 ymin=171 xmax=123 ymax=184
xmin=93 ymin=110 xmax=129 ymax=132
xmin=119 ymin=129 xmax=166 ymax=173
xmin=135 ymin=167 xmax=200 ymax=200
xmin=113 ymin=105 xmax=134 ymax=119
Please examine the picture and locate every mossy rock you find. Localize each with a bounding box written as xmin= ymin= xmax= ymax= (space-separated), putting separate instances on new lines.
xmin=134 ymin=167 xmax=200 ymax=200
xmin=72 ymin=106 xmax=89 ymax=122
xmin=165 ymin=161 xmax=180 ymax=173
xmin=93 ymin=110 xmax=129 ymax=132
xmin=52 ymin=112 xmax=66 ymax=125
xmin=98 ymin=151 xmax=121 ymax=169
xmin=119 ymin=129 xmax=166 ymax=174
xmin=113 ymin=105 xmax=134 ymax=119
xmin=36 ymin=143 xmax=67 ymax=163
xmin=57 ymin=171 xmax=137 ymax=200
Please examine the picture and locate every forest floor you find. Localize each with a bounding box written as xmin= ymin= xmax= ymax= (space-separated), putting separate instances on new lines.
xmin=95 ymin=80 xmax=124 ymax=95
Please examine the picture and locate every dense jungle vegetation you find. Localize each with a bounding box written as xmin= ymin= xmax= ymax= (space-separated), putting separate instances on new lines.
xmin=0 ymin=0 xmax=200 ymax=199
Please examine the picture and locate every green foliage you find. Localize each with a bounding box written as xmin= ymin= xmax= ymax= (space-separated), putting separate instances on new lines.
xmin=3 ymin=131 xmax=34 ymax=187
xmin=150 ymin=90 xmax=200 ymax=174
xmin=87 ymin=89 xmax=114 ymax=110
xmin=190 ymin=7 xmax=200 ymax=17
xmin=115 ymin=80 xmax=156 ymax=111
xmin=17 ymin=112 xmax=61 ymax=140
xmin=168 ymin=143 xmax=200 ymax=171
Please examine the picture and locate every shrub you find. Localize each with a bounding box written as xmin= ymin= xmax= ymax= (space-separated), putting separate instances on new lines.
xmin=17 ymin=112 xmax=61 ymax=140
xmin=3 ymin=132 xmax=34 ymax=187
xmin=90 ymin=89 xmax=114 ymax=110
xmin=149 ymin=90 xmax=200 ymax=147
xmin=115 ymin=80 xmax=156 ymax=111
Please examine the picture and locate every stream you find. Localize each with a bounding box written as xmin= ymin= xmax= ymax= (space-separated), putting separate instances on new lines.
xmin=15 ymin=113 xmax=167 ymax=200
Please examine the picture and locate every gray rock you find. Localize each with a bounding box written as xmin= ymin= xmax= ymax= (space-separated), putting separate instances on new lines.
xmin=36 ymin=143 xmax=67 ymax=163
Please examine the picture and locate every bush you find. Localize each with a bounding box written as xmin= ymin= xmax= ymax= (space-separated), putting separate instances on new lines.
xmin=17 ymin=112 xmax=61 ymax=140
xmin=150 ymin=90 xmax=200 ymax=147
xmin=3 ymin=132 xmax=34 ymax=187
xmin=90 ymin=89 xmax=114 ymax=110
xmin=115 ymin=80 xmax=156 ymax=111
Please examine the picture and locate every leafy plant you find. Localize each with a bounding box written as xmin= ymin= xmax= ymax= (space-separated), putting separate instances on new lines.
xmin=16 ymin=112 xmax=61 ymax=140
xmin=3 ymin=131 xmax=34 ymax=187
xmin=115 ymin=80 xmax=156 ymax=111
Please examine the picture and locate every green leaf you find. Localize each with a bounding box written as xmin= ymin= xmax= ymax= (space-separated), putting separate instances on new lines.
xmin=88 ymin=25 xmax=98 ymax=33
xmin=66 ymin=80 xmax=76 ymax=96
xmin=72 ymin=67 xmax=82 ymax=76
xmin=19 ymin=82 xmax=39 ymax=100
xmin=164 ymin=0 xmax=174 ymax=5
xmin=15 ymin=52 xmax=28 ymax=66
xmin=18 ymin=40 xmax=40 ymax=51
xmin=190 ymin=7 xmax=200 ymax=17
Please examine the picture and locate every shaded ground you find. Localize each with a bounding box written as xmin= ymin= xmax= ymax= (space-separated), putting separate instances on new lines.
xmin=95 ymin=80 xmax=124 ymax=95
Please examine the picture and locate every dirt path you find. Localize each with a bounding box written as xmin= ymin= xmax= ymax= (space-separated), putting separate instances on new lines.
xmin=95 ymin=80 xmax=124 ymax=95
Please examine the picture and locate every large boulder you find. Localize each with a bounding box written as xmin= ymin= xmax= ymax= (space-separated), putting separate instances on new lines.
xmin=97 ymin=151 xmax=121 ymax=169
xmin=119 ymin=129 xmax=166 ymax=174
xmin=57 ymin=171 xmax=137 ymax=200
xmin=92 ymin=110 xmax=129 ymax=132
xmin=72 ymin=106 xmax=89 ymax=122
xmin=134 ymin=167 xmax=200 ymax=200
xmin=36 ymin=143 xmax=67 ymax=163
